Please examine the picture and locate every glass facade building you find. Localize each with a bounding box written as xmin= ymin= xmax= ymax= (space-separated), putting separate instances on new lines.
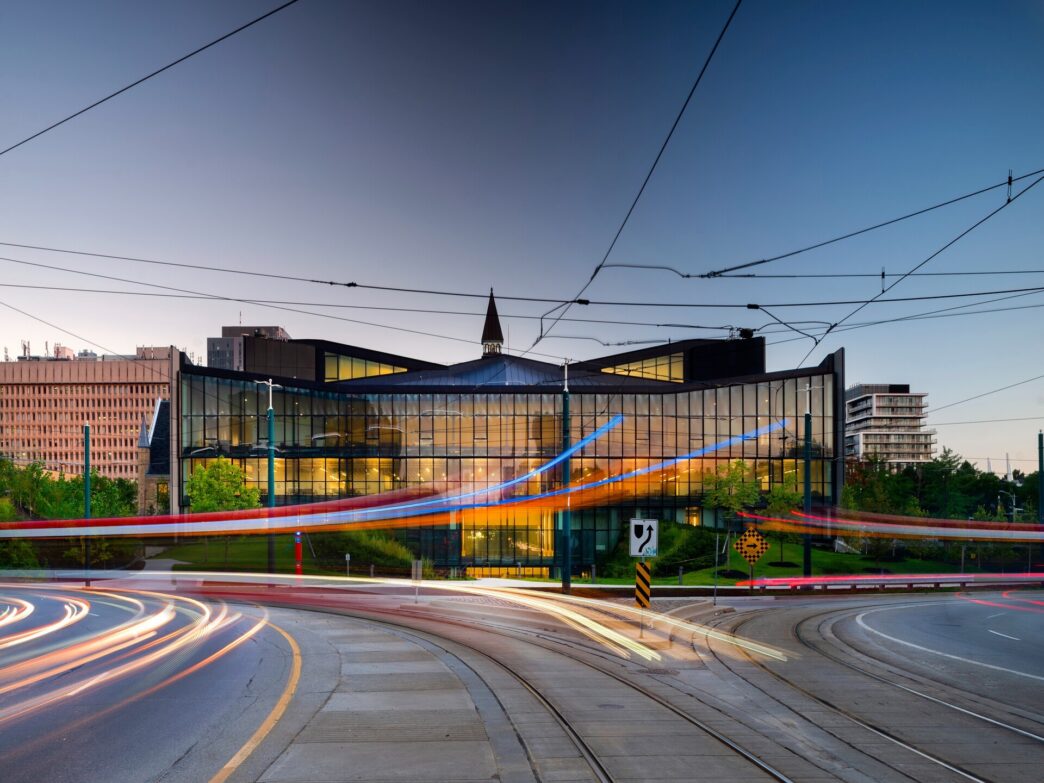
xmin=171 ymin=319 xmax=844 ymax=573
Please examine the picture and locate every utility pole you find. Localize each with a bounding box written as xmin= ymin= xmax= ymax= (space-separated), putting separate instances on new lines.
xmin=257 ymin=379 xmax=280 ymax=575
xmin=803 ymin=383 xmax=813 ymax=578
xmin=561 ymin=362 xmax=571 ymax=593
xmin=84 ymin=421 xmax=91 ymax=587
xmin=1038 ymin=430 xmax=1043 ymax=525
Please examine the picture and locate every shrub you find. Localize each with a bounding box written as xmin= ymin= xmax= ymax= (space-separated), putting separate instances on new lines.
xmin=310 ymin=530 xmax=412 ymax=571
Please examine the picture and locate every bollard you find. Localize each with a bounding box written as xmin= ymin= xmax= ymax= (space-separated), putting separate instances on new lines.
xmin=370 ymin=563 xmax=374 ymax=578
xmin=678 ymin=565 xmax=683 ymax=586
xmin=591 ymin=563 xmax=596 ymax=584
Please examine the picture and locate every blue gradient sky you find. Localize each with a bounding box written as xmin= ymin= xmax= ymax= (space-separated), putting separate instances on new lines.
xmin=1 ymin=0 xmax=1042 ymax=471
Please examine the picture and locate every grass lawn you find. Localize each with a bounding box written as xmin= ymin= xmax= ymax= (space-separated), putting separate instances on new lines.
xmin=160 ymin=535 xmax=340 ymax=575
xmin=565 ymin=540 xmax=957 ymax=586
xmin=155 ymin=536 xmax=958 ymax=586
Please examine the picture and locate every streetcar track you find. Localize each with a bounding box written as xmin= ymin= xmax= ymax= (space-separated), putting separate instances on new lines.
xmin=265 ymin=597 xmax=796 ymax=783
xmin=347 ymin=613 xmax=614 ymax=783
xmin=706 ymin=606 xmax=1014 ymax=783
xmin=804 ymin=609 xmax=1044 ymax=742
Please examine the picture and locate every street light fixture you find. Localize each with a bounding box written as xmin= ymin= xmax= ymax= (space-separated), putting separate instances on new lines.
xmin=256 ymin=379 xmax=281 ymax=575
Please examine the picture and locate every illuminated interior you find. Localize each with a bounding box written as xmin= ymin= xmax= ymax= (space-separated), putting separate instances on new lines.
xmin=179 ymin=368 xmax=839 ymax=569
xmin=601 ymin=353 xmax=685 ymax=382
xmin=323 ymin=353 xmax=407 ymax=382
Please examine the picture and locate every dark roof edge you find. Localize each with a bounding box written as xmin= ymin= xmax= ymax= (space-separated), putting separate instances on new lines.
xmin=574 ymin=337 xmax=762 ymax=370
xmin=181 ymin=349 xmax=842 ymax=395
xmin=290 ymin=338 xmax=443 ymax=370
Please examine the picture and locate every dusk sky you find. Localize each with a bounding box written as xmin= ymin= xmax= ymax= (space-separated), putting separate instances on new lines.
xmin=1 ymin=0 xmax=1042 ymax=471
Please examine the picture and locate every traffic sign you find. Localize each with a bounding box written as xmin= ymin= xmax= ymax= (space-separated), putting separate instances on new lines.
xmin=629 ymin=519 xmax=658 ymax=557
xmin=635 ymin=561 xmax=651 ymax=608
xmin=733 ymin=528 xmax=769 ymax=566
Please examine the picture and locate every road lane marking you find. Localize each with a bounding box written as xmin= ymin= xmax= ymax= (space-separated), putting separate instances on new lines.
xmin=209 ymin=621 xmax=301 ymax=783
xmin=986 ymin=612 xmax=1005 ymax=619
xmin=855 ymin=607 xmax=1044 ymax=682
xmin=988 ymin=629 xmax=1020 ymax=641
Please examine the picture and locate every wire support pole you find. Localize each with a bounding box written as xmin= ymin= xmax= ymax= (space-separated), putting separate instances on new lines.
xmin=257 ymin=378 xmax=281 ymax=575
xmin=561 ymin=362 xmax=572 ymax=593
xmin=84 ymin=422 xmax=91 ymax=588
xmin=803 ymin=389 xmax=813 ymax=579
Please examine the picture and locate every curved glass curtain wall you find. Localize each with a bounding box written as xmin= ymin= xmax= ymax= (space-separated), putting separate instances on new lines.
xmin=179 ymin=372 xmax=835 ymax=567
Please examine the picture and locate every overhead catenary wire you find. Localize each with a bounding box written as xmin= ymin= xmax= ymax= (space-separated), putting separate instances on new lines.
xmin=796 ymin=171 xmax=1044 ymax=367
xmin=766 ymin=287 xmax=1044 ymax=346
xmin=0 ymin=0 xmax=302 ymax=159
xmin=534 ymin=0 xmax=743 ymax=349
xmin=705 ymin=268 xmax=1044 ymax=280
xmin=693 ymin=165 xmax=1044 ymax=278
xmin=930 ymin=372 xmax=1044 ymax=415
xmin=930 ymin=416 xmax=1044 ymax=427
xmin=13 ymin=252 xmax=1044 ymax=311
xmin=0 ymin=241 xmax=578 ymax=305
xmin=0 ymin=281 xmax=741 ymax=333
xmin=0 ymin=256 xmax=569 ymax=361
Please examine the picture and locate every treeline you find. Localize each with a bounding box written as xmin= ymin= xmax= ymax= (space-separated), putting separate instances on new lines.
xmin=0 ymin=457 xmax=139 ymax=568
xmin=843 ymin=449 xmax=1040 ymax=521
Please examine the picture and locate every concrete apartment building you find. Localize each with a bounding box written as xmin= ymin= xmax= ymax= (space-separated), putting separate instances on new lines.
xmin=0 ymin=345 xmax=174 ymax=479
xmin=844 ymin=383 xmax=936 ymax=468
xmin=207 ymin=326 xmax=291 ymax=371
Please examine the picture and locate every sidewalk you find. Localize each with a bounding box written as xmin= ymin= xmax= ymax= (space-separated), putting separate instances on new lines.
xmin=232 ymin=604 xmax=577 ymax=783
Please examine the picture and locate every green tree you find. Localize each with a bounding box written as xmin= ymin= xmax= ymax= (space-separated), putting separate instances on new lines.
xmin=764 ymin=484 xmax=802 ymax=564
xmin=184 ymin=459 xmax=261 ymax=512
xmin=703 ymin=460 xmax=761 ymax=520
xmin=0 ymin=539 xmax=38 ymax=569
xmin=11 ymin=462 xmax=48 ymax=518
xmin=765 ymin=485 xmax=802 ymax=516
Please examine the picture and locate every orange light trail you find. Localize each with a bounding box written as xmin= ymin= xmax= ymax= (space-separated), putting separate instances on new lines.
xmin=0 ymin=585 xmax=268 ymax=730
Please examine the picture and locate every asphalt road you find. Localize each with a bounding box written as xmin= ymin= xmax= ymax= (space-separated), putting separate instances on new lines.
xmin=840 ymin=589 xmax=1044 ymax=712
xmin=0 ymin=584 xmax=293 ymax=783
xmin=4 ymin=577 xmax=1042 ymax=783
xmin=711 ymin=589 xmax=1044 ymax=782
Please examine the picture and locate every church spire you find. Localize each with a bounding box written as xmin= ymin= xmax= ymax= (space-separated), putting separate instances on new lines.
xmin=481 ymin=288 xmax=504 ymax=356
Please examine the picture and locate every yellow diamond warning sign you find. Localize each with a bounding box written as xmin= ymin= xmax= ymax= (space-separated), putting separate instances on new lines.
xmin=733 ymin=528 xmax=769 ymax=566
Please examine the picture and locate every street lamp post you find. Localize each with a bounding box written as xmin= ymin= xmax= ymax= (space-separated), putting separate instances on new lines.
xmin=1038 ymin=430 xmax=1043 ymax=525
xmin=84 ymin=421 xmax=91 ymax=587
xmin=257 ymin=379 xmax=281 ymax=575
xmin=803 ymin=384 xmax=813 ymax=578
xmin=998 ymin=490 xmax=1020 ymax=523
xmin=561 ymin=362 xmax=571 ymax=593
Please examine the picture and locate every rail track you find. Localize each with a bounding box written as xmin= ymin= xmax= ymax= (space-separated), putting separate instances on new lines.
xmin=271 ymin=598 xmax=798 ymax=783
xmin=698 ymin=601 xmax=1044 ymax=783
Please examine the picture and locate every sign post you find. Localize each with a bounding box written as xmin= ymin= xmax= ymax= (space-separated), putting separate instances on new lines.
xmin=411 ymin=559 xmax=423 ymax=604
xmin=345 ymin=552 xmax=351 ymax=578
xmin=733 ymin=527 xmax=769 ymax=594
xmin=630 ymin=519 xmax=657 ymax=636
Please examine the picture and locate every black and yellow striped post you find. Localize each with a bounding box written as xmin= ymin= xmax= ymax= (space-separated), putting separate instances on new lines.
xmin=635 ymin=560 xmax=651 ymax=608
xmin=635 ymin=560 xmax=651 ymax=637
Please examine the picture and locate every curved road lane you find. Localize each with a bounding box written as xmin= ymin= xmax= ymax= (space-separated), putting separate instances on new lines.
xmin=0 ymin=585 xmax=293 ymax=783
xmin=709 ymin=590 xmax=1044 ymax=782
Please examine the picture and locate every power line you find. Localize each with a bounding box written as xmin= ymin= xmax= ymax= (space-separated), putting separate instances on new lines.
xmin=0 ymin=241 xmax=576 ymax=304
xmin=0 ymin=256 xmax=569 ymax=361
xmin=931 ymin=372 xmax=1044 ymax=414
xmin=697 ymin=165 xmax=1044 ymax=278
xmin=766 ymin=288 xmax=1044 ymax=346
xmin=535 ymin=0 xmax=743 ymax=348
xmin=964 ymin=456 xmax=1040 ymax=464
xmin=931 ymin=416 xmax=1044 ymax=426
xmin=712 ymin=269 xmax=1044 ymax=280
xmin=797 ymin=172 xmax=1044 ymax=366
xmin=14 ymin=251 xmax=1044 ymax=310
xmin=0 ymin=280 xmax=742 ymax=332
xmin=0 ymin=0 xmax=302 ymax=158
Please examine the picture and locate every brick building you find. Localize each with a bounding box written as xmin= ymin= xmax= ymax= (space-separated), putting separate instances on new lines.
xmin=0 ymin=346 xmax=174 ymax=479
